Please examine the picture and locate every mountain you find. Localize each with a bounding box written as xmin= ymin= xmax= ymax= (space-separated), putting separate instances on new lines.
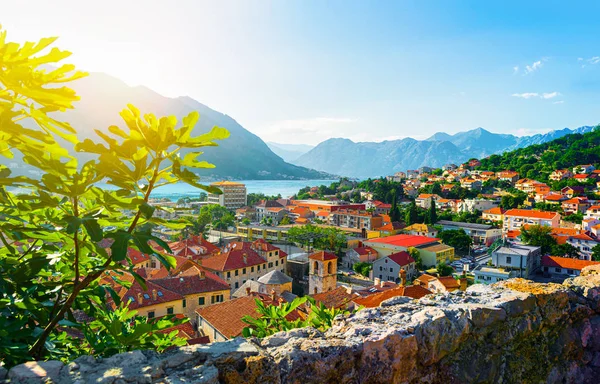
xmin=266 ymin=142 xmax=314 ymax=163
xmin=9 ymin=72 xmax=332 ymax=180
xmin=294 ymin=138 xmax=468 ymax=179
xmin=295 ymin=125 xmax=598 ymax=178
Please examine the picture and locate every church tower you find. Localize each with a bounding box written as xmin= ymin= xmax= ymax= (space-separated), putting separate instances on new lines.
xmin=308 ymin=251 xmax=338 ymax=294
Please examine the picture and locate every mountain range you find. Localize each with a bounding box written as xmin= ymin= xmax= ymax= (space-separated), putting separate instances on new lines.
xmin=6 ymin=72 xmax=332 ymax=181
xmin=266 ymin=142 xmax=314 ymax=163
xmin=293 ymin=126 xmax=597 ymax=178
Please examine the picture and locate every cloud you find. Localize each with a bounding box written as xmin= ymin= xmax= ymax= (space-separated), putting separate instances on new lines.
xmin=579 ymin=56 xmax=600 ymax=68
xmin=513 ymin=66 xmax=519 ymax=74
xmin=553 ymin=100 xmax=564 ymax=104
xmin=512 ymin=91 xmax=561 ymax=100
xmin=541 ymin=92 xmax=560 ymax=99
xmin=525 ymin=60 xmax=543 ymax=74
xmin=512 ymin=92 xmax=539 ymax=99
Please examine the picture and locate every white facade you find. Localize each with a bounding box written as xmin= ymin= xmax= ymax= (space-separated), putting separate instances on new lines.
xmin=207 ymin=182 xmax=247 ymax=209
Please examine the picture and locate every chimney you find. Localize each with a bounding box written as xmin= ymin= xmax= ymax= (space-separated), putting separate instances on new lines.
xmin=152 ymin=289 xmax=157 ymax=301
xmin=137 ymin=293 xmax=143 ymax=305
xmin=246 ymin=287 xmax=251 ymax=296
xmin=199 ymin=269 xmax=205 ymax=279
xmin=460 ymin=270 xmax=468 ymax=291
xmin=374 ymin=277 xmax=381 ymax=287
xmin=270 ymin=288 xmax=276 ymax=302
xmin=243 ymin=253 xmax=248 ymax=264
xmin=400 ymin=268 xmax=407 ymax=287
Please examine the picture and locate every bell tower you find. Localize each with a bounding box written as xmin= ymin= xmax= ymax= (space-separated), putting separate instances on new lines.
xmin=308 ymin=251 xmax=338 ymax=294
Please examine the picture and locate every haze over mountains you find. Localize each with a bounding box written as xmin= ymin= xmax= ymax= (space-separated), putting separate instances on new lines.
xmin=7 ymin=72 xmax=332 ymax=180
xmin=293 ymin=126 xmax=597 ymax=178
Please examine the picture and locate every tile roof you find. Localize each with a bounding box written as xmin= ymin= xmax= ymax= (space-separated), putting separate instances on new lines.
xmin=309 ymin=251 xmax=337 ymax=261
xmin=151 ymin=266 xmax=230 ymax=295
xmin=119 ymin=280 xmax=183 ymax=310
xmin=437 ymin=276 xmax=461 ymax=290
xmin=352 ymin=285 xmax=432 ymax=307
xmin=544 ymin=194 xmax=566 ymax=201
xmin=352 ymin=246 xmax=377 ymax=256
xmin=541 ymin=256 xmax=600 ymax=271
xmin=356 ymin=281 xmax=398 ymax=296
xmin=504 ymin=209 xmax=559 ymax=220
xmin=311 ymin=286 xmax=357 ymax=309
xmin=414 ymin=274 xmax=438 ymax=284
xmin=367 ymin=234 xmax=440 ymax=248
xmin=420 ymin=243 xmax=454 ymax=253
xmin=484 ymin=207 xmax=505 ymax=215
xmin=211 ymin=181 xmax=244 ymax=186
xmin=201 ymin=248 xmax=266 ymax=272
xmin=257 ymin=270 xmax=293 ymax=285
xmin=387 ymin=251 xmax=415 ymax=267
xmin=569 ymin=233 xmax=596 ymax=241
xmin=168 ymin=236 xmax=219 ymax=258
xmin=156 ymin=314 xmax=197 ymax=339
xmin=378 ymin=222 xmax=405 ymax=231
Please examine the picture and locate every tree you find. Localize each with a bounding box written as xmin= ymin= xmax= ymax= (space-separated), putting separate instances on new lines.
xmin=287 ymin=225 xmax=346 ymax=253
xmin=241 ymin=217 xmax=251 ymax=225
xmin=437 ymin=229 xmax=472 ymax=254
xmin=405 ymin=201 xmax=418 ymax=225
xmin=352 ymin=262 xmax=372 ymax=277
xmin=390 ymin=194 xmax=400 ymax=222
xmin=181 ymin=210 xmax=211 ymax=238
xmin=592 ymin=244 xmax=600 ymax=262
xmin=280 ymin=215 xmax=292 ymax=225
xmin=407 ymin=247 xmax=423 ymax=270
xmin=428 ymin=202 xmax=438 ymax=225
xmin=0 ymin=28 xmax=230 ymax=366
xmin=436 ymin=262 xmax=454 ymax=277
xmin=520 ymin=225 xmax=556 ymax=254
xmin=551 ymin=243 xmax=580 ymax=259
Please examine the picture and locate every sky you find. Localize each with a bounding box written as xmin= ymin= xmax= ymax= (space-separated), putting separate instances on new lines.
xmin=3 ymin=0 xmax=600 ymax=145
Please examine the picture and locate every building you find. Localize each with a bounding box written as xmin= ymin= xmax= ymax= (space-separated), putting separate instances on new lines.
xmin=561 ymin=197 xmax=590 ymax=215
xmin=404 ymin=223 xmax=439 ymax=238
xmin=415 ymin=194 xmax=440 ymax=209
xmin=418 ymin=243 xmax=455 ymax=267
xmin=496 ymin=171 xmax=520 ymax=184
xmin=458 ymin=198 xmax=499 ymax=213
xmin=255 ymin=200 xmax=289 ymax=225
xmin=342 ymin=246 xmax=378 ymax=269
xmin=503 ymin=209 xmax=561 ymax=231
xmin=566 ymin=233 xmax=600 ymax=261
xmin=232 ymin=270 xmax=294 ymax=299
xmin=329 ymin=209 xmax=383 ymax=230
xmin=291 ymin=199 xmax=366 ymax=213
xmin=442 ymin=164 xmax=458 ymax=171
xmin=460 ymin=178 xmax=482 ymax=191
xmin=473 ymin=266 xmax=516 ymax=284
xmin=541 ymin=256 xmax=600 ymax=278
xmin=364 ymin=234 xmax=454 ymax=268
xmin=352 ymin=283 xmax=432 ymax=308
xmin=491 ymin=244 xmax=541 ymax=278
xmin=550 ymin=169 xmax=573 ymax=181
xmin=561 ymin=186 xmax=586 ymax=198
xmin=482 ymin=207 xmax=506 ymax=222
xmin=168 ymin=236 xmax=220 ymax=260
xmin=308 ymin=251 xmax=338 ymax=294
xmin=207 ymin=181 xmax=247 ymax=209
xmin=585 ymin=205 xmax=600 ymax=220
xmin=573 ymin=164 xmax=596 ymax=174
xmin=311 ymin=286 xmax=358 ymax=310
xmin=436 ymin=220 xmax=502 ymax=246
xmin=414 ymin=274 xmax=461 ymax=293
xmin=370 ymin=251 xmax=417 ymax=282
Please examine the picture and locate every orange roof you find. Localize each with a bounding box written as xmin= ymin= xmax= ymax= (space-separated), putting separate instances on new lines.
xmin=316 ymin=211 xmax=330 ymax=217
xmin=562 ymin=198 xmax=588 ymax=204
xmin=506 ymin=230 xmax=521 ymax=239
xmin=367 ymin=234 xmax=440 ymax=248
xmin=309 ymin=251 xmax=337 ymax=261
xmin=574 ymin=174 xmax=589 ymax=179
xmin=295 ymin=217 xmax=309 ymax=224
xmin=541 ymin=256 xmax=600 ymax=271
xmin=211 ymin=180 xmax=244 ymax=186
xmin=504 ymin=209 xmax=559 ymax=220
xmin=484 ymin=207 xmax=505 ymax=215
xmin=570 ymin=233 xmax=596 ymax=241
xmin=414 ymin=274 xmax=437 ymax=284
xmin=438 ymin=276 xmax=461 ymax=290
xmin=311 ymin=286 xmax=357 ymax=309
xmin=544 ymin=194 xmax=566 ymax=201
xmin=352 ymin=285 xmax=432 ymax=308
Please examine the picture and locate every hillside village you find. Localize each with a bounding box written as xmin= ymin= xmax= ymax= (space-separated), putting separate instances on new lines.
xmin=121 ymin=130 xmax=600 ymax=346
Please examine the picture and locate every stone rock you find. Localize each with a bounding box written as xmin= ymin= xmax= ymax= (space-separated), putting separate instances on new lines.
xmin=8 ymin=361 xmax=64 ymax=383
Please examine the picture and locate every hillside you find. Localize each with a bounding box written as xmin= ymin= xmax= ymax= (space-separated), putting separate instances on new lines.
xmin=266 ymin=142 xmax=314 ymax=163
xmin=294 ymin=126 xmax=597 ymax=178
xmin=3 ymin=72 xmax=332 ymax=180
xmin=477 ymin=125 xmax=600 ymax=180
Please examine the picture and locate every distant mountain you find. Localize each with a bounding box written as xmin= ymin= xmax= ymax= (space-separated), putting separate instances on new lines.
xmin=294 ymin=138 xmax=469 ymax=179
xmin=266 ymin=142 xmax=314 ymax=163
xmin=7 ymin=72 xmax=333 ymax=180
xmin=294 ymin=125 xmax=598 ymax=178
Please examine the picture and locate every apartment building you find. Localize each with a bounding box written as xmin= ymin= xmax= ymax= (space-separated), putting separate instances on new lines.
xmin=328 ymin=209 xmax=383 ymax=230
xmin=207 ymin=181 xmax=247 ymax=209
xmin=503 ymin=209 xmax=561 ymax=231
xmin=436 ymin=220 xmax=502 ymax=246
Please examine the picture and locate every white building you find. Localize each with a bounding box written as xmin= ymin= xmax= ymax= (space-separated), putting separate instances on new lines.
xmin=370 ymin=251 xmax=417 ymax=283
xmin=207 ymin=181 xmax=247 ymax=209
xmin=459 ymin=199 xmax=499 ymax=213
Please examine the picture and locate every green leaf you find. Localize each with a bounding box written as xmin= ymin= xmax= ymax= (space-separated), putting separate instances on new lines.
xmin=108 ymin=230 xmax=132 ymax=262
xmin=139 ymin=202 xmax=155 ymax=219
xmin=82 ymin=217 xmax=103 ymax=242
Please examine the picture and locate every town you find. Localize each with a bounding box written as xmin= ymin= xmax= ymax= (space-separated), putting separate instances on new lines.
xmin=131 ymin=151 xmax=600 ymax=345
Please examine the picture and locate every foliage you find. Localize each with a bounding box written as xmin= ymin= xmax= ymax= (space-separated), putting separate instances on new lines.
xmin=407 ymin=247 xmax=423 ymax=270
xmin=241 ymin=296 xmax=354 ymax=338
xmin=287 ymin=224 xmax=347 ymax=253
xmin=437 ymin=229 xmax=473 ymax=254
xmin=203 ymin=204 xmax=235 ymax=230
xmin=500 ymin=192 xmax=528 ymax=209
xmin=0 ymin=29 xmax=228 ymax=366
xmin=356 ymin=178 xmax=403 ymax=203
xmin=436 ymin=262 xmax=454 ymax=277
xmin=389 ymin=193 xmax=400 ymax=222
xmin=241 ymin=217 xmax=251 ymax=225
xmin=352 ymin=262 xmax=372 ymax=277
xmin=280 ymin=215 xmax=292 ymax=225
xmin=260 ymin=217 xmax=273 ymax=226
xmin=562 ymin=212 xmax=583 ymax=223
xmin=426 ymin=202 xmax=437 ymax=224
xmin=520 ymin=225 xmax=555 ymax=254
xmin=550 ymin=243 xmax=580 ymax=259
xmin=181 ymin=210 xmax=211 ymax=238
xmin=405 ymin=201 xmax=418 ymax=225
xmin=592 ymin=244 xmax=600 ymax=262
xmin=247 ymin=192 xmax=281 ymax=207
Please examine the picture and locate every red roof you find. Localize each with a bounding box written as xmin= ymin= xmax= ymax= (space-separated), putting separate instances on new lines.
xmin=168 ymin=236 xmax=219 ymax=259
xmin=151 ymin=266 xmax=230 ymax=295
xmin=202 ymin=248 xmax=266 ymax=272
xmin=309 ymin=251 xmax=337 ymax=261
xmin=378 ymin=222 xmax=405 ymax=231
xmin=352 ymin=285 xmax=432 ymax=307
xmin=367 ymin=234 xmax=440 ymax=248
xmin=119 ymin=280 xmax=183 ymax=310
xmin=544 ymin=194 xmax=566 ymax=201
xmin=352 ymin=246 xmax=377 ymax=256
xmin=311 ymin=286 xmax=357 ymax=309
xmin=484 ymin=207 xmax=505 ymax=215
xmin=541 ymin=256 xmax=600 ymax=271
xmin=574 ymin=174 xmax=589 ymax=179
xmin=127 ymin=248 xmax=151 ymax=265
xmin=387 ymin=251 xmax=415 ymax=267
xmin=504 ymin=209 xmax=559 ymax=220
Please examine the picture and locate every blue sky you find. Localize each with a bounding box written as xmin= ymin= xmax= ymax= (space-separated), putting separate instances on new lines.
xmin=3 ymin=0 xmax=600 ymax=144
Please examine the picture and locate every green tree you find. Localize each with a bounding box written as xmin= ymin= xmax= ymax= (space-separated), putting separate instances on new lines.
xmin=405 ymin=201 xmax=418 ymax=225
xmin=181 ymin=210 xmax=211 ymax=238
xmin=407 ymin=247 xmax=423 ymax=270
xmin=352 ymin=262 xmax=372 ymax=277
xmin=0 ymin=29 xmax=229 ymax=365
xmin=280 ymin=215 xmax=292 ymax=225
xmin=436 ymin=262 xmax=454 ymax=277
xmin=390 ymin=193 xmax=400 ymax=222
xmin=591 ymin=244 xmax=600 ymax=262
xmin=428 ymin=202 xmax=438 ymax=225
xmin=437 ymin=229 xmax=472 ymax=254
xmin=520 ymin=225 xmax=556 ymax=254
xmin=551 ymin=243 xmax=580 ymax=258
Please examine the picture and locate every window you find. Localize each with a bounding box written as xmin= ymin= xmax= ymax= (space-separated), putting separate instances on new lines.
xmin=227 ymin=271 xmax=231 ymax=278
xmin=257 ymin=265 xmax=260 ymax=271
xmin=157 ymin=291 xmax=163 ymax=297
xmin=251 ymin=266 xmax=254 ymax=273
xmin=385 ymin=259 xmax=388 ymax=263
xmin=235 ymin=270 xmax=239 ymax=276
xmin=167 ymin=307 xmax=174 ymax=315
xmin=276 ymin=260 xmax=279 ymax=266
xmin=506 ymin=256 xmax=512 ymax=264
xmin=544 ymin=267 xmax=549 ymax=272
xmin=555 ymin=268 xmax=561 ymax=273
xmin=379 ymin=274 xmax=382 ymax=279
xmin=148 ymin=311 xmax=155 ymax=319
xmin=390 ymin=268 xmax=393 ymax=273
xmin=143 ymin=293 xmax=150 ymax=299
xmin=379 ymin=266 xmax=383 ymax=271
xmin=198 ymin=297 xmax=205 ymax=305
xmin=269 ymin=262 xmax=273 ymax=268
xmin=235 ymin=282 xmax=239 ymax=289
xmin=567 ymin=269 xmax=574 ymax=275
xmin=242 ymin=268 xmax=246 ymax=275
xmin=182 ymin=299 xmax=186 ymax=308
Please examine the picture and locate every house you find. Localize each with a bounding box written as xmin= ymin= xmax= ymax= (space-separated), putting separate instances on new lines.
xmin=496 ymin=171 xmax=520 ymax=184
xmin=169 ymin=236 xmax=220 ymax=260
xmin=550 ymin=169 xmax=573 ymax=181
xmin=329 ymin=209 xmax=383 ymax=230
xmin=503 ymin=209 xmax=561 ymax=231
xmin=404 ymin=223 xmax=439 ymax=238
xmin=561 ymin=186 xmax=586 ymax=198
xmin=541 ymin=256 xmax=600 ymax=278
xmin=468 ymin=159 xmax=481 ymax=168
xmin=352 ymin=284 xmax=432 ymax=308
xmin=458 ymin=198 xmax=498 ymax=213
xmin=377 ymin=221 xmax=405 ymax=236
xmin=573 ymin=164 xmax=596 ymax=174
xmin=406 ymin=170 xmax=419 ymax=179
xmin=232 ymin=270 xmax=294 ymax=299
xmin=436 ymin=220 xmax=502 ymax=246
xmin=442 ymin=164 xmax=458 ymax=171
xmin=491 ymin=244 xmax=541 ymax=278
xmin=207 ymin=181 xmax=247 ymax=209
xmin=255 ymin=200 xmax=289 ymax=225
xmin=372 ymin=200 xmax=392 ymax=214
xmin=289 ymin=206 xmax=314 ymax=221
xmin=436 ymin=198 xmax=461 ymax=213
xmin=482 ymin=207 xmax=505 ymax=222
xmin=473 ymin=266 xmax=517 ymax=284
xmin=515 ymin=179 xmax=538 ymax=194
xmin=342 ymin=246 xmax=378 ymax=269
xmin=574 ymin=174 xmax=591 ymax=183
xmin=543 ymin=194 xmax=567 ymax=204
xmin=561 ymin=197 xmax=590 ymax=215
xmin=585 ymin=205 xmax=600 ymax=220
xmin=311 ymin=286 xmax=358 ymax=310
xmin=370 ymin=251 xmax=417 ymax=282
xmin=415 ymin=194 xmax=440 ymax=209
xmin=363 ymin=234 xmax=454 ymax=268
xmin=533 ymin=182 xmax=551 ymax=196
xmin=460 ymin=178 xmax=482 ymax=191
xmin=235 ymin=206 xmax=256 ymax=221
xmin=414 ymin=274 xmax=462 ymax=293
xmin=567 ymin=233 xmax=600 ymax=261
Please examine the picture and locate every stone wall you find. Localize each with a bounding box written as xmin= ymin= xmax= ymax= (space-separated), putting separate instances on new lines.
xmin=5 ymin=266 xmax=600 ymax=383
